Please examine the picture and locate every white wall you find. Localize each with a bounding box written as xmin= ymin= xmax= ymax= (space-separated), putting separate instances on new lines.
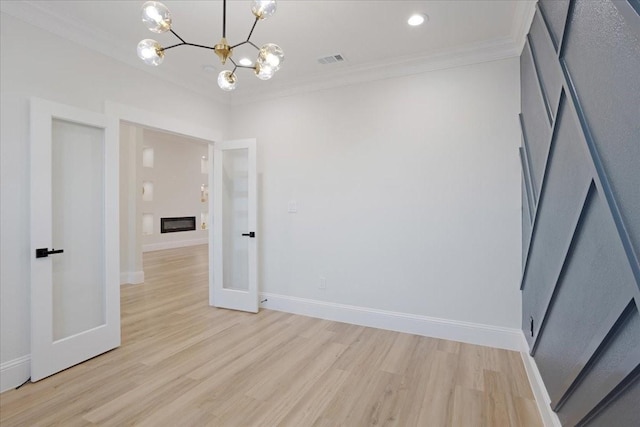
xmin=0 ymin=12 xmax=227 ymax=390
xmin=229 ymin=57 xmax=523 ymax=329
xmin=140 ymin=129 xmax=209 ymax=251
xmin=1 ymin=8 xmax=523 ymax=391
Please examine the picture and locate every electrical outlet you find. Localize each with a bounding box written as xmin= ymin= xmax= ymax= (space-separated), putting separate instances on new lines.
xmin=319 ymin=277 xmax=327 ymax=290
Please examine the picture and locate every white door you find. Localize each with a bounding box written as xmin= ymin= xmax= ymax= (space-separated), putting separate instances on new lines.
xmin=30 ymin=98 xmax=120 ymax=382
xmin=210 ymin=139 xmax=258 ymax=312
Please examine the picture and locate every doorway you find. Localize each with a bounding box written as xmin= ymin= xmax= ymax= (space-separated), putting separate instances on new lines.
xmin=108 ymin=101 xmax=259 ymax=313
xmin=119 ymin=123 xmax=211 ymax=284
xmin=105 ymin=101 xmax=219 ymax=290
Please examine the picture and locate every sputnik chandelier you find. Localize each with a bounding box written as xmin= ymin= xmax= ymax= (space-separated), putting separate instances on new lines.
xmin=137 ymin=0 xmax=284 ymax=91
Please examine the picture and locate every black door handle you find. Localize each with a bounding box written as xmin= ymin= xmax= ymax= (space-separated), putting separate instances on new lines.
xmin=35 ymin=248 xmax=64 ymax=258
xmin=241 ymin=232 xmax=256 ymax=238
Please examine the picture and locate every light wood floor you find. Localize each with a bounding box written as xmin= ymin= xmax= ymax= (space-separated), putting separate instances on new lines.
xmin=0 ymin=245 xmax=542 ymax=426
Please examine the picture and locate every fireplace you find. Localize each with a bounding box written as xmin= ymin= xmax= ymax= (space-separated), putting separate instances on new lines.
xmin=160 ymin=216 xmax=196 ymax=233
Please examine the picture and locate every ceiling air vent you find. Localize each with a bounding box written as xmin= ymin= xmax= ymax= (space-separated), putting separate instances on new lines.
xmin=318 ymin=54 xmax=345 ymax=65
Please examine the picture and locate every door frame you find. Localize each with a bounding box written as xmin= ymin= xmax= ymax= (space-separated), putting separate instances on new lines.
xmin=104 ymin=101 xmax=222 ymax=302
xmin=30 ymin=97 xmax=120 ymax=381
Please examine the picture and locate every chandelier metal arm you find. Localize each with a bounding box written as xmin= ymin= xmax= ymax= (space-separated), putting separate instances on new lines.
xmin=170 ymin=29 xmax=186 ymax=44
xmin=161 ymin=43 xmax=184 ymax=51
xmin=229 ymin=59 xmax=256 ymax=73
xmin=247 ymin=17 xmax=259 ymax=42
xmin=160 ymin=29 xmax=216 ymax=52
xmin=161 ymin=41 xmax=216 ymax=52
xmin=229 ymin=56 xmax=256 ymax=71
xmin=229 ymin=59 xmax=238 ymax=76
xmin=137 ymin=0 xmax=283 ymax=90
xmin=229 ymin=40 xmax=254 ymax=50
xmin=230 ymin=18 xmax=260 ymax=50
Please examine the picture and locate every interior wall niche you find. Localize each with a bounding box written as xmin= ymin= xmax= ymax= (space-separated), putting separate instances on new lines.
xmin=142 ymin=181 xmax=154 ymax=202
xmin=142 ymin=213 xmax=154 ymax=235
xmin=142 ymin=147 xmax=154 ymax=168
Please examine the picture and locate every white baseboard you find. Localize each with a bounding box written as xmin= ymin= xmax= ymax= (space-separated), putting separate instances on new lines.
xmin=259 ymin=292 xmax=526 ymax=352
xmin=520 ymin=338 xmax=562 ymax=427
xmin=142 ymin=238 xmax=208 ymax=253
xmin=120 ymin=270 xmax=145 ymax=285
xmin=0 ymin=355 xmax=30 ymax=393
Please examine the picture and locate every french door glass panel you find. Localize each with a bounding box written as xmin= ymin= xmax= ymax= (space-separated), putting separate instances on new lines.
xmin=51 ymin=119 xmax=106 ymax=340
xmin=212 ymin=138 xmax=257 ymax=313
xmin=222 ymin=148 xmax=250 ymax=291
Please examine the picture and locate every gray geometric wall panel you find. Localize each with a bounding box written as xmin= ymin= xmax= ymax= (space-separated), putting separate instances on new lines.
xmin=582 ymin=369 xmax=640 ymax=427
xmin=519 ymin=0 xmax=640 ymax=425
xmin=538 ymin=0 xmax=571 ymax=49
xmin=528 ymin=10 xmax=563 ymax=119
xmin=520 ymin=41 xmax=552 ymax=200
xmin=533 ymin=187 xmax=637 ymax=409
xmin=559 ymin=307 xmax=640 ymax=426
xmin=562 ymin=0 xmax=640 ymax=263
xmin=521 ymin=98 xmax=595 ymax=351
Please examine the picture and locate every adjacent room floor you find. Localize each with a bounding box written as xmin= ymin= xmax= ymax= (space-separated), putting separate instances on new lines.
xmin=0 ymin=244 xmax=542 ymax=426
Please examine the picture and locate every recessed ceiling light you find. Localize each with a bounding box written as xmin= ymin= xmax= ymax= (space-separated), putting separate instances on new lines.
xmin=408 ymin=13 xmax=427 ymax=26
xmin=238 ymin=57 xmax=252 ymax=66
xmin=202 ymin=64 xmax=217 ymax=73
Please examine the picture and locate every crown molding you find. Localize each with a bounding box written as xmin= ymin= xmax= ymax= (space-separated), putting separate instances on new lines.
xmin=229 ymin=36 xmax=521 ymax=105
xmin=229 ymin=1 xmax=537 ymax=105
xmin=0 ymin=1 xmax=228 ymax=104
xmin=2 ymin=0 xmax=537 ymax=107
xmin=511 ymin=0 xmax=538 ymax=54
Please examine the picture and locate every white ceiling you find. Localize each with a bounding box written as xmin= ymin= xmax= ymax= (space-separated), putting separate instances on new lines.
xmin=1 ymin=0 xmax=535 ymax=104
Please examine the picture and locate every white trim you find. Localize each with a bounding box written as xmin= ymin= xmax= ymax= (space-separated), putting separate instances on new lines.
xmin=0 ymin=1 xmax=225 ymax=104
xmin=2 ymin=1 xmax=537 ymax=107
xmin=104 ymin=102 xmax=222 ymax=143
xmin=120 ymin=271 xmax=145 ymax=285
xmin=230 ymin=38 xmax=520 ymax=106
xmin=520 ymin=335 xmax=562 ymax=427
xmin=0 ymin=355 xmax=30 ymax=393
xmin=142 ymin=238 xmax=208 ymax=253
xmin=511 ymin=0 xmax=538 ymax=54
xmin=259 ymin=292 xmax=526 ymax=352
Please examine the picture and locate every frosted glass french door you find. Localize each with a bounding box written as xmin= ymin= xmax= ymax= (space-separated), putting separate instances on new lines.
xmin=30 ymin=98 xmax=120 ymax=382
xmin=211 ymin=139 xmax=258 ymax=312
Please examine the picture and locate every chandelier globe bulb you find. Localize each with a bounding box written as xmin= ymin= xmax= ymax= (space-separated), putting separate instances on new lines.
xmin=255 ymin=63 xmax=275 ymax=80
xmin=258 ymin=43 xmax=284 ymax=72
xmin=218 ymin=70 xmax=237 ymax=91
xmin=141 ymin=1 xmax=172 ymax=33
xmin=251 ymin=0 xmax=277 ymax=20
xmin=137 ymin=39 xmax=164 ymax=66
